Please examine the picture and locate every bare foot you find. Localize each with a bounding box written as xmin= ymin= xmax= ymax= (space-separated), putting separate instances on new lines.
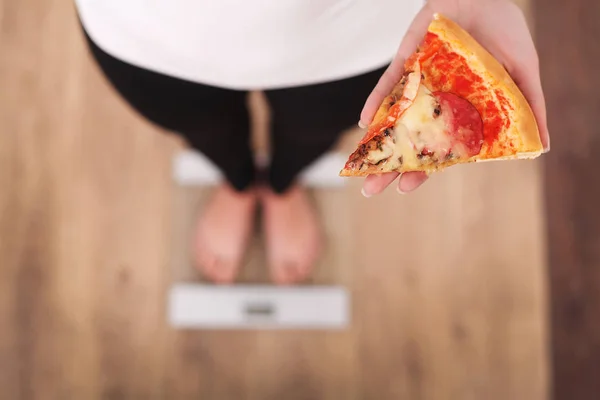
xmin=261 ymin=185 xmax=322 ymax=285
xmin=193 ymin=184 xmax=257 ymax=284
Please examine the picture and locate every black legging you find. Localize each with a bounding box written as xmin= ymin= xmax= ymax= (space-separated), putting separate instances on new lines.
xmin=83 ymin=29 xmax=387 ymax=193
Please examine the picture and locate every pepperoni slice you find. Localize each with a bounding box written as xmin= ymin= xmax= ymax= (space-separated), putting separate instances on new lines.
xmin=433 ymin=92 xmax=484 ymax=157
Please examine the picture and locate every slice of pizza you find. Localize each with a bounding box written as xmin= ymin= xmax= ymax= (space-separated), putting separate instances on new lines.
xmin=340 ymin=13 xmax=544 ymax=177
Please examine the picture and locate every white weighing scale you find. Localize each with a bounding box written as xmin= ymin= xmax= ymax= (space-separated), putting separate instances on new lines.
xmin=168 ymin=149 xmax=352 ymax=330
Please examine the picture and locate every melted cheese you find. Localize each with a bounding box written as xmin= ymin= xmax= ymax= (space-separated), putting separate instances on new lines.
xmin=367 ymin=84 xmax=470 ymax=170
xmin=402 ymin=66 xmax=421 ymax=101
xmin=366 ymin=139 xmax=394 ymax=164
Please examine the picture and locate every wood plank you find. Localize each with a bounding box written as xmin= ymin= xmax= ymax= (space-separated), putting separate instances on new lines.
xmin=1 ymin=0 xmax=179 ymax=398
xmin=534 ymin=0 xmax=600 ymax=398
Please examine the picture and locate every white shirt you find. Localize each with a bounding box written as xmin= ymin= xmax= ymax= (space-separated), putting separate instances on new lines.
xmin=75 ymin=0 xmax=422 ymax=90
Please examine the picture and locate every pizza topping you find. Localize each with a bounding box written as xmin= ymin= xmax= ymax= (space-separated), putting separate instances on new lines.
xmin=361 ymin=82 xmax=483 ymax=171
xmin=434 ymin=91 xmax=484 ymax=157
xmin=419 ymin=32 xmax=511 ymax=155
xmin=402 ymin=64 xmax=421 ymax=102
xmin=366 ymin=137 xmax=394 ymax=164
xmin=359 ymin=64 xmax=422 ymax=145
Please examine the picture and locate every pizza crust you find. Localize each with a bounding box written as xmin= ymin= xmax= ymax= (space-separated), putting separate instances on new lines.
xmin=428 ymin=13 xmax=543 ymax=159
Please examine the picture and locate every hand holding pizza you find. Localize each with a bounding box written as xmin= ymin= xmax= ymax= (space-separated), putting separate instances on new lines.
xmin=358 ymin=0 xmax=550 ymax=197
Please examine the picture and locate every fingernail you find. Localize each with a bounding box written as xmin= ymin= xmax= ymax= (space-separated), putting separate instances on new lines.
xmin=543 ymin=133 xmax=551 ymax=153
xmin=358 ymin=120 xmax=367 ymax=129
xmin=396 ymin=186 xmax=406 ymax=195
xmin=361 ymin=188 xmax=372 ymax=198
xmin=543 ymin=142 xmax=551 ymax=154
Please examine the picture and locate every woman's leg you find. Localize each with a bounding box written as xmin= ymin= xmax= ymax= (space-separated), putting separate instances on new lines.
xmin=262 ymin=66 xmax=387 ymax=284
xmin=264 ymin=66 xmax=387 ymax=193
xmin=83 ymin=31 xmax=257 ymax=283
xmin=84 ymin=33 xmax=255 ymax=190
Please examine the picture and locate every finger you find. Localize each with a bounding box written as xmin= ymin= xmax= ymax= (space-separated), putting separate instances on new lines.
xmin=361 ymin=172 xmax=399 ymax=197
xmin=359 ymin=5 xmax=434 ymax=127
xmin=509 ymin=50 xmax=550 ymax=152
xmin=359 ymin=57 xmax=405 ymax=128
xmin=519 ymin=72 xmax=549 ymax=152
xmin=398 ymin=172 xmax=429 ymax=194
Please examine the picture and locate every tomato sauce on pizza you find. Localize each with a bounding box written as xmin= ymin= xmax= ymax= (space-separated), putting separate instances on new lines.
xmin=419 ymin=32 xmax=512 ymax=155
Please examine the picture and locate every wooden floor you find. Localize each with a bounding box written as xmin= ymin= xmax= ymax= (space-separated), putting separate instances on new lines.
xmin=0 ymin=1 xmax=551 ymax=399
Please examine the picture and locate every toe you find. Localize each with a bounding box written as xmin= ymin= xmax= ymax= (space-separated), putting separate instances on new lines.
xmin=199 ymin=253 xmax=218 ymax=281
xmin=295 ymin=262 xmax=312 ymax=282
xmin=291 ymin=258 xmax=314 ymax=283
xmin=271 ymin=261 xmax=296 ymax=285
xmin=272 ymin=260 xmax=315 ymax=285
xmin=286 ymin=262 xmax=301 ymax=283
xmin=194 ymin=246 xmax=210 ymax=275
xmin=203 ymin=256 xmax=237 ymax=284
xmin=214 ymin=259 xmax=237 ymax=284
